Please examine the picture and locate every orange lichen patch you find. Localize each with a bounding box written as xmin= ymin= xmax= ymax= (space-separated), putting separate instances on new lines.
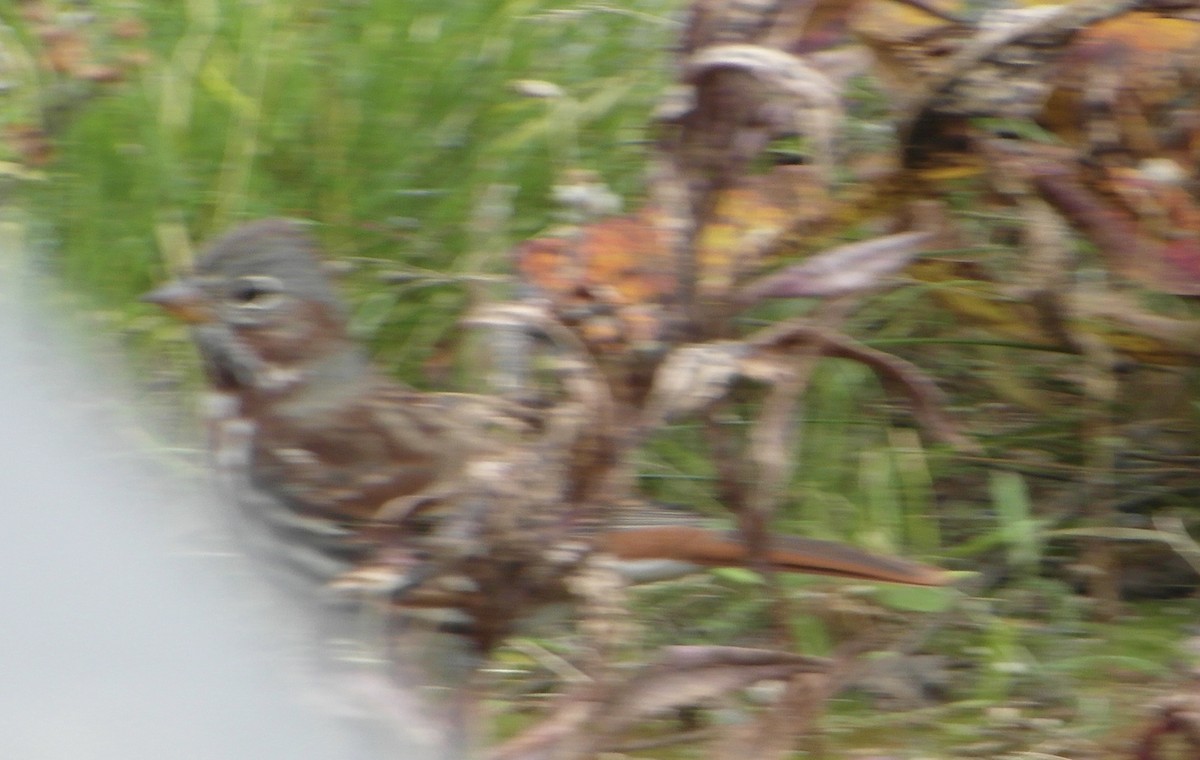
xmin=581 ymin=215 xmax=674 ymax=305
xmin=514 ymin=235 xmax=576 ymax=296
xmin=516 ymin=214 xmax=672 ymax=306
xmin=515 ymin=214 xmax=674 ymax=353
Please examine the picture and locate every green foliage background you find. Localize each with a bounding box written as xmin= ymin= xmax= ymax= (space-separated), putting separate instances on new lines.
xmin=6 ymin=1 xmax=676 ymax=316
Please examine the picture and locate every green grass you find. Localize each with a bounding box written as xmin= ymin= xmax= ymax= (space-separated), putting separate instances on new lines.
xmin=10 ymin=0 xmax=678 ymax=327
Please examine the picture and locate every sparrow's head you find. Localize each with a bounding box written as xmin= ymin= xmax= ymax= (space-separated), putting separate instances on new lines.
xmin=144 ymin=218 xmax=363 ymax=392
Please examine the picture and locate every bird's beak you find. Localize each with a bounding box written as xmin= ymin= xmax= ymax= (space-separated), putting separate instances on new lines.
xmin=141 ymin=280 xmax=215 ymax=324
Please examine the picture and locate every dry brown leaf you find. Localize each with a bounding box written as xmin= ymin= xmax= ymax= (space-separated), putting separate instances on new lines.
xmin=639 ymin=316 xmax=975 ymax=451
xmin=600 ymin=645 xmax=828 ymax=727
xmin=740 ymin=230 xmax=931 ymax=302
xmin=487 ymin=646 xmax=828 ymax=760
xmin=679 ymin=43 xmax=842 ymax=184
xmin=710 ymin=671 xmax=829 ymax=760
xmin=643 ymin=341 xmax=748 ymax=423
xmin=1030 ymin=162 xmax=1200 ymax=296
xmin=747 ymin=320 xmax=978 ymax=451
xmin=657 ymin=41 xmax=848 ymax=323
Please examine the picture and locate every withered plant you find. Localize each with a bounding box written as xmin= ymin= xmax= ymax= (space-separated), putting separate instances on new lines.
xmin=461 ymin=1 xmax=1200 ymax=756
xmin=437 ymin=2 xmax=978 ymax=757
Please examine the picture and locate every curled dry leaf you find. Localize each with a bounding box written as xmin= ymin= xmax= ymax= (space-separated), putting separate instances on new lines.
xmin=679 ymin=43 xmax=841 ymax=180
xmin=747 ymin=321 xmax=979 ymax=452
xmin=660 ymin=4 xmax=872 ymax=322
xmin=643 ymin=341 xmax=748 ymax=423
xmin=656 ymin=39 xmax=846 ymax=316
xmin=639 ymin=317 xmax=975 ymax=452
xmin=739 ymin=230 xmax=931 ymax=302
xmin=604 ymin=645 xmax=828 ymax=723
xmin=487 ymin=645 xmax=829 ymax=760
xmin=683 ymin=43 xmax=839 ymax=104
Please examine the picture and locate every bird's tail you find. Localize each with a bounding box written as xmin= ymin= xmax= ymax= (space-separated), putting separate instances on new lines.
xmin=597 ymin=526 xmax=949 ymax=586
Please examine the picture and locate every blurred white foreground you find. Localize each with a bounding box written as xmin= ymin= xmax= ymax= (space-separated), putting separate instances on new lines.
xmin=0 ymin=220 xmax=427 ymax=760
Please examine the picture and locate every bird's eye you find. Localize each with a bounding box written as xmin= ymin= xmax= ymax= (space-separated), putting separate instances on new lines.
xmin=230 ymin=275 xmax=284 ymax=307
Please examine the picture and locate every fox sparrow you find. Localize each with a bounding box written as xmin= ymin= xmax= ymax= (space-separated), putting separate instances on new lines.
xmin=144 ymin=219 xmax=947 ymax=653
